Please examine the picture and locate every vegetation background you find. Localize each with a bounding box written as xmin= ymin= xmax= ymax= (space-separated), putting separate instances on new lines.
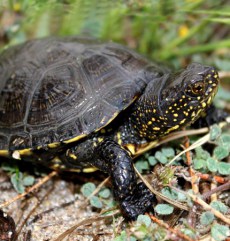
xmin=0 ymin=0 xmax=229 ymax=240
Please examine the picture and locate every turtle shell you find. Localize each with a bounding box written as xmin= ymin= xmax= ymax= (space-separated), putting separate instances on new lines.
xmin=0 ymin=37 xmax=154 ymax=151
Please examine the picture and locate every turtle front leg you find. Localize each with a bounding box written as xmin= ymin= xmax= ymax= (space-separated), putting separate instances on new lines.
xmin=61 ymin=139 xmax=155 ymax=220
xmin=93 ymin=139 xmax=155 ymax=220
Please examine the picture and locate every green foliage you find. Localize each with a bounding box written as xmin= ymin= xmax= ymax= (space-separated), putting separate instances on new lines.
xmin=99 ymin=187 xmax=111 ymax=199
xmin=135 ymin=159 xmax=150 ymax=173
xmin=90 ymin=196 xmax=103 ymax=209
xmin=81 ymin=182 xmax=114 ymax=210
xmin=211 ymin=224 xmax=230 ymax=241
xmin=161 ymin=187 xmax=186 ymax=201
xmin=210 ymin=124 xmax=222 ymax=141
xmin=81 ymin=182 xmax=96 ymax=197
xmin=137 ymin=215 xmax=152 ymax=227
xmin=210 ymin=201 xmax=228 ymax=214
xmin=200 ymin=211 xmax=214 ymax=225
xmin=154 ymin=204 xmax=174 ymax=215
xmin=113 ymin=230 xmax=127 ymax=241
xmin=10 ymin=172 xmax=35 ymax=193
xmin=193 ymin=131 xmax=230 ymax=175
xmin=181 ymin=228 xmax=197 ymax=240
xmin=1 ymin=162 xmax=35 ymax=193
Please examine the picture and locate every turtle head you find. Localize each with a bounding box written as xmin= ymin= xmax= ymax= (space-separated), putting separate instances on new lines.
xmin=131 ymin=63 xmax=219 ymax=139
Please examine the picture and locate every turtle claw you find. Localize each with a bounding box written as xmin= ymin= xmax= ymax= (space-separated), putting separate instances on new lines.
xmin=120 ymin=183 xmax=156 ymax=220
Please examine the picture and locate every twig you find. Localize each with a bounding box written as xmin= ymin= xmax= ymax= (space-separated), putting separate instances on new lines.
xmin=201 ymin=181 xmax=230 ymax=200
xmin=53 ymin=211 xmax=118 ymax=241
xmin=184 ymin=136 xmax=199 ymax=194
xmin=0 ymin=171 xmax=57 ymax=208
xmin=196 ymin=173 xmax=227 ymax=184
xmin=148 ymin=214 xmax=197 ymax=241
xmin=14 ymin=183 xmax=55 ymax=241
xmin=169 ymin=185 xmax=230 ymax=225
xmin=210 ymin=182 xmax=217 ymax=202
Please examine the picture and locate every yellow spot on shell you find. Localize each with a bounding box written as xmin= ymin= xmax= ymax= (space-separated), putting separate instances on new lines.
xmin=98 ymin=137 xmax=104 ymax=143
xmin=0 ymin=150 xmax=9 ymax=157
xmin=117 ymin=132 xmax=122 ymax=145
xmin=153 ymin=127 xmax=160 ymax=130
xmin=48 ymin=142 xmax=60 ymax=148
xmin=152 ymin=117 xmax=156 ymax=121
xmin=148 ymin=121 xmax=152 ymax=125
xmin=173 ymin=113 xmax=178 ymax=117
xmin=180 ymin=118 xmax=186 ymax=124
xmin=207 ymin=97 xmax=212 ymax=105
xmin=69 ymin=153 xmax=77 ymax=160
xmin=202 ymin=102 xmax=206 ymax=108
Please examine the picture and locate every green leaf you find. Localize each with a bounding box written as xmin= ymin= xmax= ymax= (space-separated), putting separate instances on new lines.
xmin=1 ymin=162 xmax=18 ymax=173
xmin=99 ymin=188 xmax=111 ymax=199
xmin=135 ymin=160 xmax=149 ymax=173
xmin=81 ymin=182 xmax=96 ymax=197
xmin=200 ymin=211 xmax=214 ymax=225
xmin=210 ymin=201 xmax=228 ymax=214
xmin=213 ymin=146 xmax=229 ymax=160
xmin=90 ymin=196 xmax=103 ymax=209
xmin=155 ymin=151 xmax=168 ymax=164
xmin=22 ymin=175 xmax=35 ymax=186
xmin=210 ymin=124 xmax=222 ymax=141
xmin=217 ymin=162 xmax=230 ymax=175
xmin=207 ymin=157 xmax=218 ymax=172
xmin=195 ymin=146 xmax=210 ymax=160
xmin=161 ymin=147 xmax=175 ymax=158
xmin=181 ymin=228 xmax=197 ymax=240
xmin=154 ymin=204 xmax=174 ymax=215
xmin=148 ymin=156 xmax=157 ymax=166
xmin=10 ymin=172 xmax=25 ymax=193
xmin=193 ymin=158 xmax=206 ymax=170
xmin=211 ymin=224 xmax=230 ymax=241
xmin=137 ymin=215 xmax=151 ymax=227
xmin=220 ymin=134 xmax=230 ymax=149
xmin=114 ymin=231 xmax=127 ymax=241
xmin=161 ymin=187 xmax=177 ymax=200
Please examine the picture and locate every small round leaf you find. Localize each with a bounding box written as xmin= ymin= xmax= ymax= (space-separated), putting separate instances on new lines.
xmin=211 ymin=224 xmax=230 ymax=241
xmin=90 ymin=196 xmax=103 ymax=208
xmin=207 ymin=157 xmax=218 ymax=172
xmin=214 ymin=146 xmax=229 ymax=160
xmin=81 ymin=182 xmax=96 ymax=197
xmin=154 ymin=204 xmax=174 ymax=215
xmin=210 ymin=201 xmax=228 ymax=214
xmin=137 ymin=214 xmax=151 ymax=227
xmin=200 ymin=211 xmax=214 ymax=225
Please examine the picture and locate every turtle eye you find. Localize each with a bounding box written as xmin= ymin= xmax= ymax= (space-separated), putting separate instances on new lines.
xmin=186 ymin=81 xmax=205 ymax=97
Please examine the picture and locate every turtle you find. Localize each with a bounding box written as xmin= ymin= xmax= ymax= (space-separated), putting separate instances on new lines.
xmin=0 ymin=36 xmax=219 ymax=220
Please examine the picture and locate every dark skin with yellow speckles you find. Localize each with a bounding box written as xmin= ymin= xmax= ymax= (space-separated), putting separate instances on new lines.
xmin=57 ymin=64 xmax=220 ymax=219
xmin=0 ymin=38 xmax=222 ymax=220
